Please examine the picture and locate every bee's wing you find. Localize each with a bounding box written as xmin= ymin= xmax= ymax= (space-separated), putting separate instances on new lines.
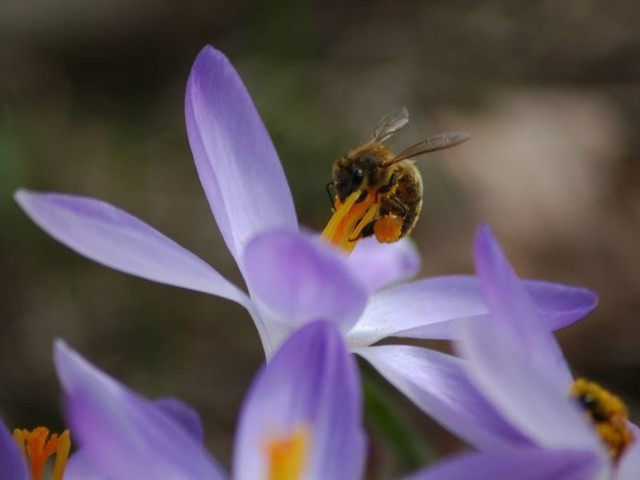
xmin=385 ymin=132 xmax=470 ymax=164
xmin=369 ymin=107 xmax=410 ymax=144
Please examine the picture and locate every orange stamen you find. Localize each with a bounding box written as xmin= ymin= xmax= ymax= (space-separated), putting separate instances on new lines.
xmin=322 ymin=189 xmax=380 ymax=253
xmin=13 ymin=427 xmax=70 ymax=480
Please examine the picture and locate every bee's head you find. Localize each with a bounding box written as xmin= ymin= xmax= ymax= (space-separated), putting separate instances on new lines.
xmin=331 ymin=145 xmax=390 ymax=201
xmin=332 ymin=157 xmax=366 ymax=201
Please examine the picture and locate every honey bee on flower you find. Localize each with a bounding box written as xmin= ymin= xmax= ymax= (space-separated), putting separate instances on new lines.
xmin=323 ymin=108 xmax=470 ymax=252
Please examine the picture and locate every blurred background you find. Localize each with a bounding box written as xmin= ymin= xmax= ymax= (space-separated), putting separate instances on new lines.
xmin=2 ymin=0 xmax=640 ymax=476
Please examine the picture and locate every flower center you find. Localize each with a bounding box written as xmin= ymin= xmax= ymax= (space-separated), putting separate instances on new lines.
xmin=265 ymin=426 xmax=309 ymax=480
xmin=321 ymin=189 xmax=380 ymax=253
xmin=13 ymin=427 xmax=71 ymax=480
xmin=569 ymin=378 xmax=634 ymax=461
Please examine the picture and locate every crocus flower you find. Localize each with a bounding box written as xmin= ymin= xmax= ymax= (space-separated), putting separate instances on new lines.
xmin=402 ymin=225 xmax=640 ymax=480
xmin=15 ymin=46 xmax=597 ymax=436
xmin=53 ymin=319 xmax=365 ymax=480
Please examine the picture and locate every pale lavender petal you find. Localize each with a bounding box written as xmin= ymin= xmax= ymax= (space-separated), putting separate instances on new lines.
xmin=473 ymin=225 xmax=573 ymax=393
xmin=154 ymin=398 xmax=204 ymax=443
xmin=233 ymin=321 xmax=365 ymax=480
xmin=456 ymin=319 xmax=605 ymax=456
xmin=348 ymin=237 xmax=421 ymax=293
xmin=16 ymin=190 xmax=248 ymax=306
xmin=244 ymin=230 xmax=367 ymax=334
xmin=347 ymin=275 xmax=597 ymax=347
xmin=54 ymin=340 xmax=226 ymax=480
xmin=616 ymin=423 xmax=640 ymax=480
xmin=0 ymin=418 xmax=28 ymax=480
xmin=348 ymin=276 xmax=484 ymax=346
xmin=64 ymin=450 xmax=107 ymax=480
xmin=355 ymin=345 xmax=530 ymax=451
xmin=185 ymin=46 xmax=297 ymax=267
xmin=524 ymin=280 xmax=598 ymax=331
xmin=245 ymin=304 xmax=293 ymax=360
xmin=406 ymin=449 xmax=602 ymax=480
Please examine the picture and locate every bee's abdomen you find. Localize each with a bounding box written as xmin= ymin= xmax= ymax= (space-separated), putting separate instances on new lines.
xmin=382 ymin=164 xmax=423 ymax=236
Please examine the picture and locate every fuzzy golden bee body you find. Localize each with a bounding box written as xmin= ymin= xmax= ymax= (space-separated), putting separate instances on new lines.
xmin=331 ymin=142 xmax=423 ymax=241
xmin=324 ymin=108 xmax=469 ymax=251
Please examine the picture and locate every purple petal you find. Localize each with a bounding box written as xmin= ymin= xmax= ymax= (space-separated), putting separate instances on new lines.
xmin=64 ymin=450 xmax=107 ymax=480
xmin=473 ymin=225 xmax=573 ymax=393
xmin=406 ymin=449 xmax=602 ymax=480
xmin=355 ymin=345 xmax=531 ymax=451
xmin=54 ymin=340 xmax=226 ymax=480
xmin=524 ymin=280 xmax=598 ymax=331
xmin=617 ymin=423 xmax=640 ymax=480
xmin=0 ymin=418 xmax=28 ymax=480
xmin=243 ymin=230 xmax=368 ymax=334
xmin=16 ymin=190 xmax=248 ymax=305
xmin=154 ymin=398 xmax=205 ymax=443
xmin=347 ymin=275 xmax=597 ymax=347
xmin=348 ymin=237 xmax=421 ymax=293
xmin=456 ymin=318 xmax=605 ymax=455
xmin=185 ymin=46 xmax=298 ymax=267
xmin=233 ymin=321 xmax=365 ymax=480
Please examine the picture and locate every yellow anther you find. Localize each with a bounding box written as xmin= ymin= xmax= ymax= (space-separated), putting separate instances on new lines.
xmin=322 ymin=189 xmax=380 ymax=253
xmin=265 ymin=427 xmax=309 ymax=480
xmin=570 ymin=378 xmax=634 ymax=462
xmin=13 ymin=427 xmax=71 ymax=480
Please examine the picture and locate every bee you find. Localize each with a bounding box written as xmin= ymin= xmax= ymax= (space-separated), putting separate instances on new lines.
xmin=324 ymin=107 xmax=470 ymax=250
xmin=571 ymin=378 xmax=634 ymax=461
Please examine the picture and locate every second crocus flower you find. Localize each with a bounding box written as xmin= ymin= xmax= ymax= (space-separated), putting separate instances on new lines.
xmin=408 ymin=225 xmax=640 ymax=480
xmin=55 ymin=320 xmax=365 ymax=480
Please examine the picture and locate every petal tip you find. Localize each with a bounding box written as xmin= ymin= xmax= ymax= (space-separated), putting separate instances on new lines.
xmin=582 ymin=287 xmax=599 ymax=309
xmin=53 ymin=338 xmax=70 ymax=357
xmin=473 ymin=223 xmax=497 ymax=258
xmin=13 ymin=188 xmax=32 ymax=209
xmin=14 ymin=187 xmax=26 ymax=200
xmin=188 ymin=45 xmax=232 ymax=88
xmin=195 ymin=44 xmax=226 ymax=62
xmin=53 ymin=340 xmax=86 ymax=393
xmin=473 ymin=223 xmax=514 ymax=281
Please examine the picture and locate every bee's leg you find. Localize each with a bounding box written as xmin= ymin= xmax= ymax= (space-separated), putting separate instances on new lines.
xmin=326 ymin=182 xmax=337 ymax=211
xmin=377 ymin=171 xmax=399 ymax=195
xmin=387 ymin=194 xmax=409 ymax=216
xmin=355 ymin=189 xmax=369 ymax=203
xmin=348 ymin=220 xmax=375 ymax=242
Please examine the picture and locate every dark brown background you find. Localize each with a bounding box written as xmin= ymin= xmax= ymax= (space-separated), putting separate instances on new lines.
xmin=2 ymin=0 xmax=640 ymax=476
